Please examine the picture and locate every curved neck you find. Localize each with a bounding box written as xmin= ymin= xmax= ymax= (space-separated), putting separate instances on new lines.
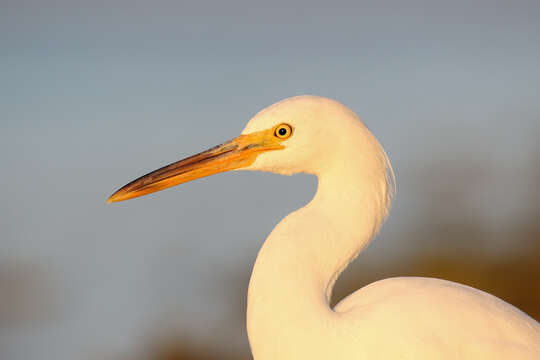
xmin=246 ymin=144 xmax=390 ymax=359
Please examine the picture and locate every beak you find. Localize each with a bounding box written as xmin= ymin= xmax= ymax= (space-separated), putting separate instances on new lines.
xmin=107 ymin=130 xmax=282 ymax=203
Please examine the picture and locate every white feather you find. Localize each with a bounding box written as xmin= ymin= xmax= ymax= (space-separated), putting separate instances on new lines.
xmin=241 ymin=96 xmax=540 ymax=359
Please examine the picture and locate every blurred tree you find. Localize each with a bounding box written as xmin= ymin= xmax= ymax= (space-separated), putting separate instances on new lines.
xmin=0 ymin=261 xmax=59 ymax=328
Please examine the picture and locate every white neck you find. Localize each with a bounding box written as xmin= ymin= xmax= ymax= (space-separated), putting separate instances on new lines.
xmin=246 ymin=131 xmax=391 ymax=359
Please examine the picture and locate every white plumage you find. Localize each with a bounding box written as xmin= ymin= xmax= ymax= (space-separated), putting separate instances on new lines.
xmin=109 ymin=96 xmax=540 ymax=359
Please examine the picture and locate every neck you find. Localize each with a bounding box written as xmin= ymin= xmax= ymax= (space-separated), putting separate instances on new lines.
xmin=246 ymin=139 xmax=391 ymax=359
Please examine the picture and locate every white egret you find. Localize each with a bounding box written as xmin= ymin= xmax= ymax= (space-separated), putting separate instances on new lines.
xmin=108 ymin=96 xmax=540 ymax=359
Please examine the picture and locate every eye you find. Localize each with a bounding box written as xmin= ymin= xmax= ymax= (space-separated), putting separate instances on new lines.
xmin=274 ymin=123 xmax=293 ymax=139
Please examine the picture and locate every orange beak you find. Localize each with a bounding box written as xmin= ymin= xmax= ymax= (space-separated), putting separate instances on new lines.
xmin=107 ymin=129 xmax=283 ymax=203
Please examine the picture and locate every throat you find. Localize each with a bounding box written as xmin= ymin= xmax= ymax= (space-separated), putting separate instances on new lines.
xmin=246 ymin=161 xmax=390 ymax=359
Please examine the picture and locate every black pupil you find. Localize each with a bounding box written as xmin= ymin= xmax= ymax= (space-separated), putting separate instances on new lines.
xmin=278 ymin=127 xmax=287 ymax=136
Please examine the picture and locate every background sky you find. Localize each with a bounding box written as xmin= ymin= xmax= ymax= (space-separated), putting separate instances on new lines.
xmin=1 ymin=1 xmax=540 ymax=359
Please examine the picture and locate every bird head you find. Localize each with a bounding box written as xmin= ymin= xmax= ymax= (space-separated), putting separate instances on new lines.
xmin=107 ymin=96 xmax=374 ymax=203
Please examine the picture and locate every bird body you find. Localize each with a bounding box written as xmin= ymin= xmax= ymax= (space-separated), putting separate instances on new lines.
xmin=109 ymin=96 xmax=540 ymax=359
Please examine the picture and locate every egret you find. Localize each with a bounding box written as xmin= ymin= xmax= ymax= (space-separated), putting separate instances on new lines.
xmin=108 ymin=96 xmax=540 ymax=359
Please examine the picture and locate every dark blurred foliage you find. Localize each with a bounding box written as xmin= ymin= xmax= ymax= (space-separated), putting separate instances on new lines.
xmin=136 ymin=340 xmax=244 ymax=360
xmin=333 ymin=222 xmax=540 ymax=319
xmin=0 ymin=261 xmax=59 ymax=328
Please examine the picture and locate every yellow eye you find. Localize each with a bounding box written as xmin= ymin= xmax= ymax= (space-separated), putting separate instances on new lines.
xmin=274 ymin=123 xmax=293 ymax=139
